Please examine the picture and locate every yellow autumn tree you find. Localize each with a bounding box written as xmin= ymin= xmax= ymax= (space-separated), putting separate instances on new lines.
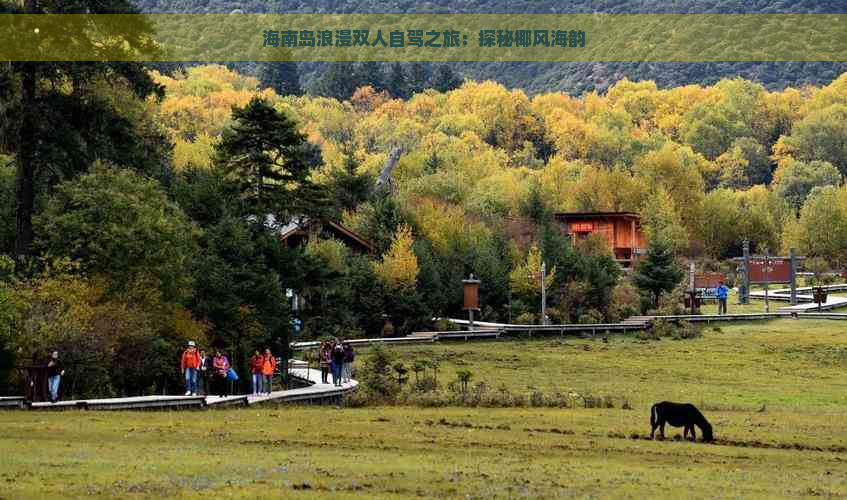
xmin=509 ymin=244 xmax=556 ymax=297
xmin=373 ymin=224 xmax=419 ymax=290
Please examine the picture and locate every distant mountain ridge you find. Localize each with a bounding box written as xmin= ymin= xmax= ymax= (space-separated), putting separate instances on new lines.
xmin=137 ymin=1 xmax=847 ymax=94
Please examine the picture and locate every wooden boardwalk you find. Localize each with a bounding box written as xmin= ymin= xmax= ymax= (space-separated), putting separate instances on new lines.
xmin=15 ymin=362 xmax=356 ymax=411
xmin=748 ymin=283 xmax=847 ymax=312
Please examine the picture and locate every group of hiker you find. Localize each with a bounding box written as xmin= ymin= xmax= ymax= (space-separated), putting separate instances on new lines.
xmin=180 ymin=342 xmax=278 ymax=398
xmin=318 ymin=340 xmax=355 ymax=387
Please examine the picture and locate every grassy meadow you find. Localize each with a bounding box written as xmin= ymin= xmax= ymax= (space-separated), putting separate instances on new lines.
xmin=364 ymin=319 xmax=847 ymax=411
xmin=3 ymin=319 xmax=847 ymax=498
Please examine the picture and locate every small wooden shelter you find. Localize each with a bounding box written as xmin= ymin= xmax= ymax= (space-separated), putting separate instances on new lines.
xmin=554 ymin=212 xmax=646 ymax=267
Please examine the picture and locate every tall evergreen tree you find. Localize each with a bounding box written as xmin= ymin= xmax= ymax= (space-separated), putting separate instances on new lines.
xmin=259 ymin=60 xmax=302 ymax=97
xmin=313 ymin=61 xmax=359 ymax=101
xmin=387 ymin=62 xmax=408 ymax=99
xmin=354 ymin=61 xmax=386 ymax=92
xmin=407 ymin=61 xmax=431 ymax=95
xmin=632 ymin=239 xmax=684 ymax=308
xmin=214 ymin=97 xmax=326 ymax=220
xmin=327 ymin=149 xmax=374 ymax=215
xmin=2 ymin=0 xmax=163 ymax=261
xmin=432 ymin=64 xmax=463 ymax=93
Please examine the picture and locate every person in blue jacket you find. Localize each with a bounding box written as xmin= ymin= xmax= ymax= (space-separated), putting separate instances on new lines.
xmin=716 ymin=281 xmax=729 ymax=315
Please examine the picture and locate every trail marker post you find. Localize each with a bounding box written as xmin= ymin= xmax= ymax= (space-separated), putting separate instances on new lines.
xmin=462 ymin=274 xmax=481 ymax=331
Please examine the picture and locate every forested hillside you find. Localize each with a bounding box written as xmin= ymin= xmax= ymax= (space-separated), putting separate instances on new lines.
xmin=4 ymin=59 xmax=847 ymax=396
xmin=3 ymin=0 xmax=847 ymax=399
xmin=138 ymin=0 xmax=847 ymax=94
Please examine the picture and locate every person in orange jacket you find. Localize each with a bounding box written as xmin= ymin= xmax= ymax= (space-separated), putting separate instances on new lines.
xmin=261 ymin=348 xmax=277 ymax=395
xmin=180 ymin=341 xmax=201 ymax=396
xmin=250 ymin=350 xmax=264 ymax=395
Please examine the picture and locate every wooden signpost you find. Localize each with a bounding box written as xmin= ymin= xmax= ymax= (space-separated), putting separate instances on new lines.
xmin=733 ymin=243 xmax=803 ymax=307
xmin=462 ymin=274 xmax=481 ymax=330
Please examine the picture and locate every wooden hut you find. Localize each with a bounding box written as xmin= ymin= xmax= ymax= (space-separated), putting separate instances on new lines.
xmin=554 ymin=212 xmax=646 ymax=267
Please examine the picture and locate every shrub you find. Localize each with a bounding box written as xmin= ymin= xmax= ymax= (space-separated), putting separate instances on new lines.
xmin=608 ymin=281 xmax=642 ymax=322
xmin=414 ymin=375 xmax=438 ymax=392
xmin=577 ymin=309 xmax=604 ymax=325
xmin=455 ymin=369 xmax=473 ymax=393
xmin=530 ymin=390 xmax=545 ymax=407
xmin=359 ymin=344 xmax=400 ymax=401
xmin=433 ymin=318 xmax=458 ymax=331
xmin=675 ymin=321 xmax=702 ymax=340
xmin=656 ymin=283 xmax=687 ymax=316
xmin=650 ymin=318 xmax=678 ymax=338
xmin=343 ymin=389 xmax=369 ymax=407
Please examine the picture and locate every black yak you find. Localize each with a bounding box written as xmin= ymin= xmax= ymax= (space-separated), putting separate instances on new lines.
xmin=650 ymin=401 xmax=714 ymax=442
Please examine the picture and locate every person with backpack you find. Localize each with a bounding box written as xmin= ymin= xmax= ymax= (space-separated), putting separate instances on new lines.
xmin=250 ymin=350 xmax=264 ymax=395
xmin=211 ymin=350 xmax=231 ymax=397
xmin=342 ymin=342 xmax=355 ymax=383
xmin=331 ymin=341 xmax=345 ymax=387
xmin=45 ymin=351 xmax=64 ymax=403
xmin=180 ymin=341 xmax=201 ymax=396
xmin=261 ymin=348 xmax=276 ymax=395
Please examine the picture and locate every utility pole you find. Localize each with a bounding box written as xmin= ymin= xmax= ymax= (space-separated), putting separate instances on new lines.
xmin=741 ymin=239 xmax=750 ymax=305
xmin=689 ymin=261 xmax=697 ymax=315
xmin=789 ymin=247 xmax=798 ymax=306
xmin=763 ymin=248 xmax=770 ymax=313
xmin=540 ymin=261 xmax=548 ymax=326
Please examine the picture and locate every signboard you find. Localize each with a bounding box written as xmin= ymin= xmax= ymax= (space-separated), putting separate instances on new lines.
xmin=462 ymin=277 xmax=480 ymax=311
xmin=748 ymin=258 xmax=791 ymax=284
xmin=571 ymin=222 xmax=593 ymax=233
xmin=694 ymin=272 xmax=726 ymax=300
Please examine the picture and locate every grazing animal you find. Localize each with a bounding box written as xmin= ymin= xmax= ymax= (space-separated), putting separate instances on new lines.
xmin=650 ymin=401 xmax=714 ymax=442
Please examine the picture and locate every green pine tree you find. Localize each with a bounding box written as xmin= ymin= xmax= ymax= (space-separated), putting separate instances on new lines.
xmin=432 ymin=64 xmax=463 ymax=93
xmin=313 ymin=61 xmax=359 ymax=101
xmin=259 ymin=60 xmax=302 ymax=96
xmin=354 ymin=61 xmax=386 ymax=92
xmin=214 ymin=97 xmax=326 ymax=219
xmin=632 ymin=239 xmax=684 ymax=309
xmin=407 ymin=61 xmax=431 ymax=95
xmin=387 ymin=62 xmax=408 ymax=99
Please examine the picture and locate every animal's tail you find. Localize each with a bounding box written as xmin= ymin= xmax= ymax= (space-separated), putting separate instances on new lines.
xmin=650 ymin=403 xmax=657 ymax=428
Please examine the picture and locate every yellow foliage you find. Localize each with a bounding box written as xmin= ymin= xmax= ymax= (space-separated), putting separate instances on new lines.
xmin=373 ymin=224 xmax=419 ymax=290
xmin=305 ymin=238 xmax=349 ymax=274
xmin=408 ymin=197 xmax=492 ymax=255
xmin=509 ymin=244 xmax=555 ymax=296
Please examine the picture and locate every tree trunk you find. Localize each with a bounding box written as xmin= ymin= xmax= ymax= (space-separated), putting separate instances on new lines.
xmin=14 ymin=64 xmax=36 ymax=261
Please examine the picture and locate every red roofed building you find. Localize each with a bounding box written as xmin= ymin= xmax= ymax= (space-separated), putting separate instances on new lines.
xmin=554 ymin=212 xmax=646 ymax=267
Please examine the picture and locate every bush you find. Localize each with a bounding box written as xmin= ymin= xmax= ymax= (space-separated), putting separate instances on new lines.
xmin=515 ymin=312 xmax=537 ymax=325
xmin=675 ymin=321 xmax=702 ymax=340
xmin=359 ymin=344 xmax=400 ymax=401
xmin=650 ymin=318 xmax=677 ymax=338
xmin=644 ymin=319 xmax=701 ymax=341
xmin=577 ymin=309 xmax=604 ymax=325
xmin=433 ymin=318 xmax=458 ymax=331
xmin=656 ymin=283 xmax=687 ymax=316
xmin=608 ymin=281 xmax=641 ymax=322
xmin=529 ymin=390 xmax=545 ymax=407
xmin=414 ymin=375 xmax=438 ymax=392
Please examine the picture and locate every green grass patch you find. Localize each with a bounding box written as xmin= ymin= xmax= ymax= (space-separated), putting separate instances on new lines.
xmin=3 ymin=319 xmax=847 ymax=497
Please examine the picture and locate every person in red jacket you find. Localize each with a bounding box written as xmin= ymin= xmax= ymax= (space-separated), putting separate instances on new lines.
xmin=261 ymin=348 xmax=277 ymax=395
xmin=180 ymin=341 xmax=201 ymax=396
xmin=250 ymin=350 xmax=264 ymax=395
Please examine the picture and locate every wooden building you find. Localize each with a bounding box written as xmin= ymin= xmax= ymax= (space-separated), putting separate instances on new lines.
xmin=277 ymin=217 xmax=374 ymax=254
xmin=554 ymin=212 xmax=646 ymax=267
